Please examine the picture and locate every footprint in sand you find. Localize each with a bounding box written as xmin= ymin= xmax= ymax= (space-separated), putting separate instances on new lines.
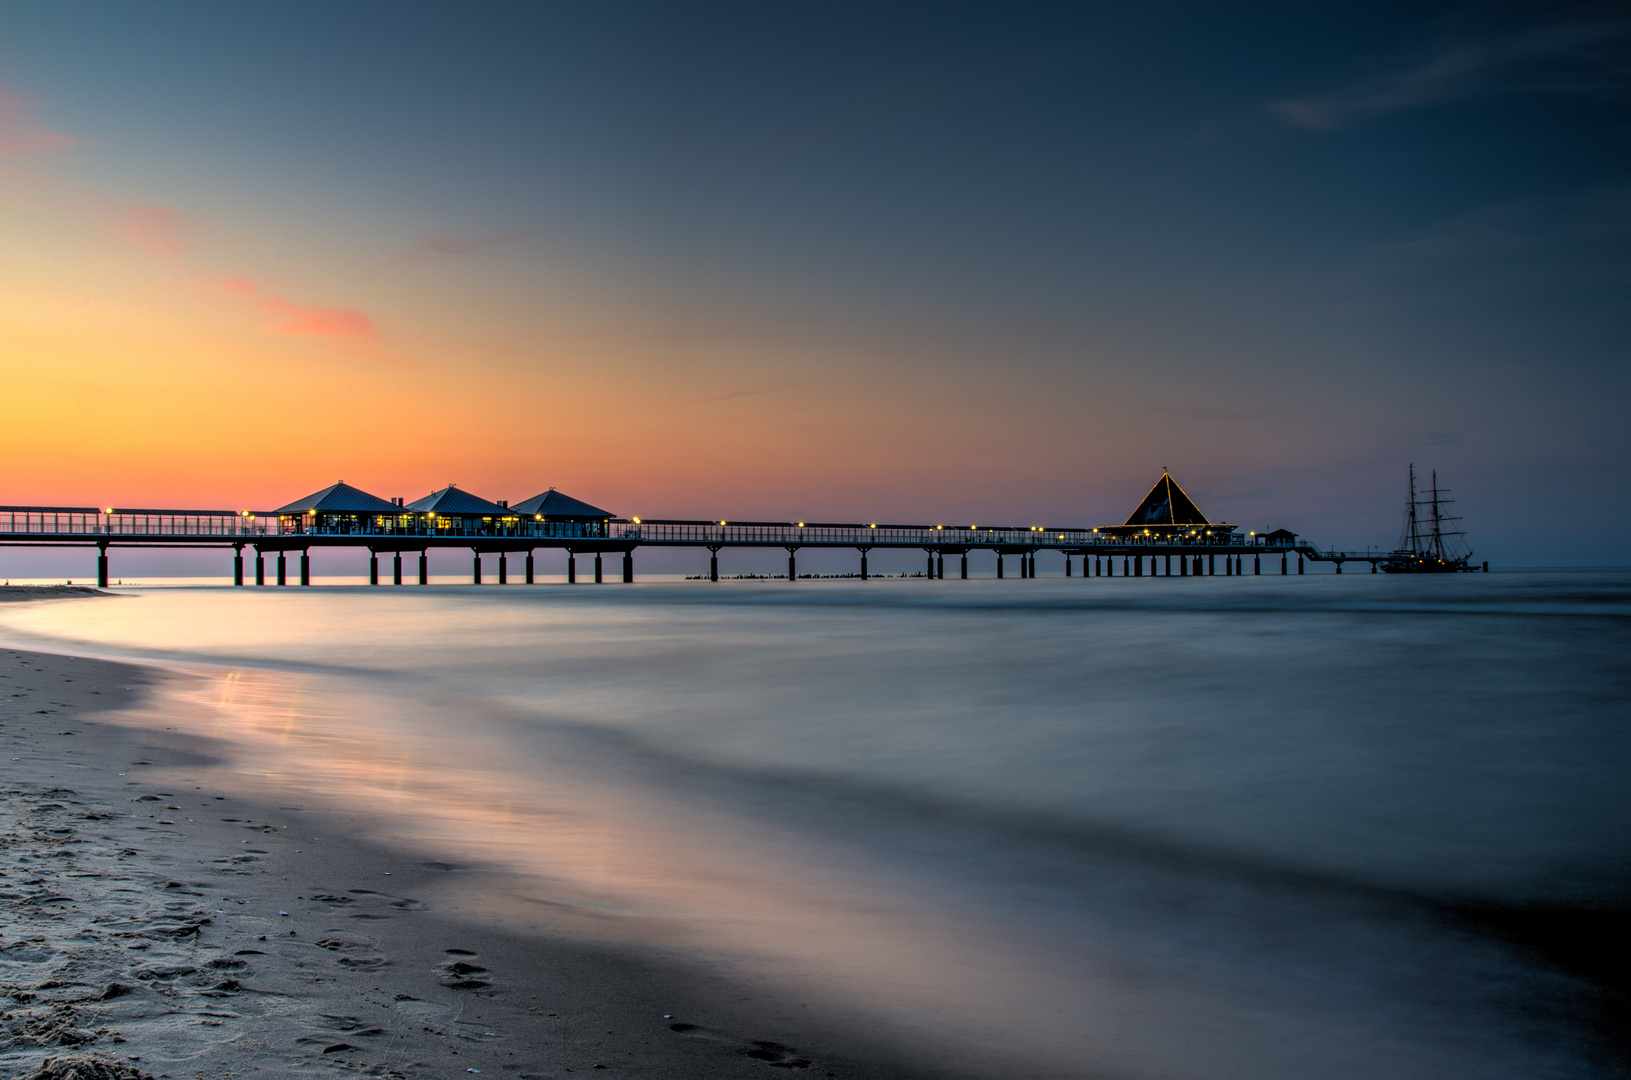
xmin=667 ymin=1020 xmax=815 ymax=1070
xmin=439 ymin=948 xmax=491 ymax=990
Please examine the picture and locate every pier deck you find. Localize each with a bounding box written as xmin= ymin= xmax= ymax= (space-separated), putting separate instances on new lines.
xmin=0 ymin=505 xmax=1358 ymax=586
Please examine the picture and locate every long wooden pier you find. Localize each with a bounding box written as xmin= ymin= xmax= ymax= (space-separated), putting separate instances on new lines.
xmin=0 ymin=504 xmax=1381 ymax=587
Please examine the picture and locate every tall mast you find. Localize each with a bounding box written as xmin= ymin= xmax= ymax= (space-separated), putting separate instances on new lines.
xmin=1430 ymin=469 xmax=1444 ymax=559
xmin=1406 ymin=464 xmax=1420 ymax=553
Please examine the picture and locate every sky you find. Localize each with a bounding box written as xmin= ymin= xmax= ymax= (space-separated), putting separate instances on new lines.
xmin=1 ymin=1 xmax=1628 ymax=564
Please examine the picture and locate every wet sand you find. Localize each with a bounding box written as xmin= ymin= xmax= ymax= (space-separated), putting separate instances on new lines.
xmin=0 ymin=641 xmax=931 ymax=1080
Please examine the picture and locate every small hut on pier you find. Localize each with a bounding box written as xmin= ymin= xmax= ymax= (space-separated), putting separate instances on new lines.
xmin=273 ymin=481 xmax=404 ymax=535
xmin=406 ymin=485 xmax=519 ymax=536
xmin=510 ymin=488 xmax=616 ymax=539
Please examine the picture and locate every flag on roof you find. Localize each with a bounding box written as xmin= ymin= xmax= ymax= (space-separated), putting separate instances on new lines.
xmin=272 ymin=481 xmax=398 ymax=516
xmin=1123 ymin=473 xmax=1210 ymax=527
xmin=510 ymin=488 xmax=615 ymax=520
xmin=406 ymin=485 xmax=508 ymax=516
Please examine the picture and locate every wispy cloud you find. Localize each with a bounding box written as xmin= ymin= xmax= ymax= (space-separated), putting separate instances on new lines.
xmin=1387 ymin=186 xmax=1631 ymax=258
xmin=0 ymin=88 xmax=73 ymax=160
xmin=1269 ymin=19 xmax=1631 ymax=131
xmin=215 ymin=278 xmax=377 ymax=342
xmin=0 ymin=81 xmax=385 ymax=355
xmin=111 ymin=204 xmax=199 ymax=256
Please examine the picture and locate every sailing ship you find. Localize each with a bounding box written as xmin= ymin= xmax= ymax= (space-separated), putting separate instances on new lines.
xmin=1379 ymin=464 xmax=1483 ymax=573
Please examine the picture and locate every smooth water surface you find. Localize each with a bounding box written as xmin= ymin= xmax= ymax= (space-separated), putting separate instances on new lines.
xmin=2 ymin=571 xmax=1626 ymax=1078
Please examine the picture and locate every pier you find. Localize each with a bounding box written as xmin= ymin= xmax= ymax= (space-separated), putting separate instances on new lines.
xmin=0 ymin=475 xmax=1373 ymax=586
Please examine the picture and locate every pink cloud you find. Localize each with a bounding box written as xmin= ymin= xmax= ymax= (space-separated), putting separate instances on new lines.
xmin=0 ymin=89 xmax=73 ymax=160
xmin=112 ymin=204 xmax=197 ymax=255
xmin=213 ymin=277 xmax=377 ymax=341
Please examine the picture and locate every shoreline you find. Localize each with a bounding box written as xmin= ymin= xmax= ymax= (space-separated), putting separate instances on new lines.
xmin=0 ymin=641 xmax=933 ymax=1080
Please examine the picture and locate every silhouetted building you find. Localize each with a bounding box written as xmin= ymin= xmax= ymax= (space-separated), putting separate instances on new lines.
xmin=1095 ymin=472 xmax=1237 ymax=542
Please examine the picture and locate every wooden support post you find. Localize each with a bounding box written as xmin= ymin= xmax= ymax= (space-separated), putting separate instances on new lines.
xmin=996 ymin=554 xmax=1004 ymax=579
xmin=97 ymin=544 xmax=109 ymax=589
xmin=708 ymin=547 xmax=719 ymax=582
xmin=937 ymin=553 xmax=944 ymax=579
xmin=419 ymin=551 xmax=429 ymax=585
xmin=473 ymin=552 xmax=482 ymax=585
xmin=594 ymin=553 xmax=603 ymax=583
xmin=1208 ymin=553 xmax=1215 ymax=576
xmin=960 ymin=553 xmax=968 ymax=579
xmin=526 ymin=551 xmax=535 ymax=584
xmin=1065 ymin=555 xmax=1073 ymax=577
xmin=790 ymin=548 xmax=800 ymax=582
xmin=498 ymin=552 xmax=508 ymax=585
xmin=623 ymin=551 xmax=634 ymax=583
xmin=860 ymin=548 xmax=869 ymax=581
xmin=569 ymin=553 xmax=578 ymax=583
xmin=277 ymin=552 xmax=287 ymax=586
xmin=370 ymin=553 xmax=379 ymax=586
xmin=233 ymin=545 xmax=244 ymax=587
xmin=1371 ymin=561 xmax=1378 ymax=574
xmin=299 ymin=551 xmax=310 ymax=586
xmin=1165 ymin=554 xmax=1171 ymax=576
xmin=1298 ymin=555 xmax=1305 ymax=574
xmin=1335 ymin=561 xmax=1343 ymax=574
xmin=255 ymin=550 xmax=265 ymax=586
xmin=394 ymin=551 xmax=403 ymax=585
xmin=1254 ymin=554 xmax=1260 ymax=575
xmin=1225 ymin=554 xmax=1232 ymax=576
xmin=1281 ymin=553 xmax=1287 ymax=575
xmin=926 ymin=551 xmax=934 ymax=579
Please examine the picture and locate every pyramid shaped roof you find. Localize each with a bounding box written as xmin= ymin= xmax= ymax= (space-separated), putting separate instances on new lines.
xmin=1123 ymin=473 xmax=1210 ymax=527
xmin=510 ymin=488 xmax=615 ymax=520
xmin=406 ymin=485 xmax=508 ymax=516
xmin=272 ymin=481 xmax=399 ymax=516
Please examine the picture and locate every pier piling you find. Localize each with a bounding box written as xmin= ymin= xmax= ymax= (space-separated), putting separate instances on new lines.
xmin=623 ymin=551 xmax=634 ymax=583
xmin=960 ymin=553 xmax=968 ymax=579
xmin=473 ymin=552 xmax=482 ymax=585
xmin=394 ymin=551 xmax=403 ymax=585
xmin=277 ymin=552 xmax=287 ymax=587
xmin=255 ymin=550 xmax=265 ymax=586
xmin=232 ymin=545 xmax=243 ymax=587
xmin=594 ymin=553 xmax=603 ymax=584
xmin=526 ymin=551 xmax=535 ymax=584
xmin=708 ymin=547 xmax=720 ymax=582
xmin=568 ymin=553 xmax=577 ymax=584
xmin=498 ymin=552 xmax=508 ymax=585
xmin=370 ymin=553 xmax=379 ymax=586
xmin=299 ymin=551 xmax=310 ymax=587
xmin=419 ymin=551 xmax=429 ymax=585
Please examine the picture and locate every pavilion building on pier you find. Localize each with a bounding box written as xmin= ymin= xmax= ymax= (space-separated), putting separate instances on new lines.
xmin=510 ymin=488 xmax=616 ymax=539
xmin=273 ymin=481 xmax=406 ymax=536
xmin=406 ymin=485 xmax=521 ymax=537
xmin=1093 ymin=471 xmax=1237 ymax=543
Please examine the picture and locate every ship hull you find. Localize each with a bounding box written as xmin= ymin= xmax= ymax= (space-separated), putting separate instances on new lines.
xmin=1379 ymin=554 xmax=1475 ymax=574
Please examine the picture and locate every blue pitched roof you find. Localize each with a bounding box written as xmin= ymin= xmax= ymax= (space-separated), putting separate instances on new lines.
xmin=406 ymin=485 xmax=509 ymax=516
xmin=510 ymin=488 xmax=615 ymax=519
xmin=273 ymin=482 xmax=399 ymax=516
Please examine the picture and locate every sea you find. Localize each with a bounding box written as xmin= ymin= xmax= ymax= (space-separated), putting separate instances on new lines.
xmin=1 ymin=569 xmax=1626 ymax=1079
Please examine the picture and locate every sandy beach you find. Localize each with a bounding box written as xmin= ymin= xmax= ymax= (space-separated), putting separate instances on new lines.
xmin=0 ymin=602 xmax=925 ymax=1078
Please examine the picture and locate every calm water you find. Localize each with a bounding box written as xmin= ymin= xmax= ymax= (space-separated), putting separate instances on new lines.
xmin=2 ymin=571 xmax=1627 ymax=1078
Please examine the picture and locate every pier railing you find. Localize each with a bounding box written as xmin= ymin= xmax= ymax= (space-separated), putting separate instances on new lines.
xmin=0 ymin=507 xmax=265 ymax=538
